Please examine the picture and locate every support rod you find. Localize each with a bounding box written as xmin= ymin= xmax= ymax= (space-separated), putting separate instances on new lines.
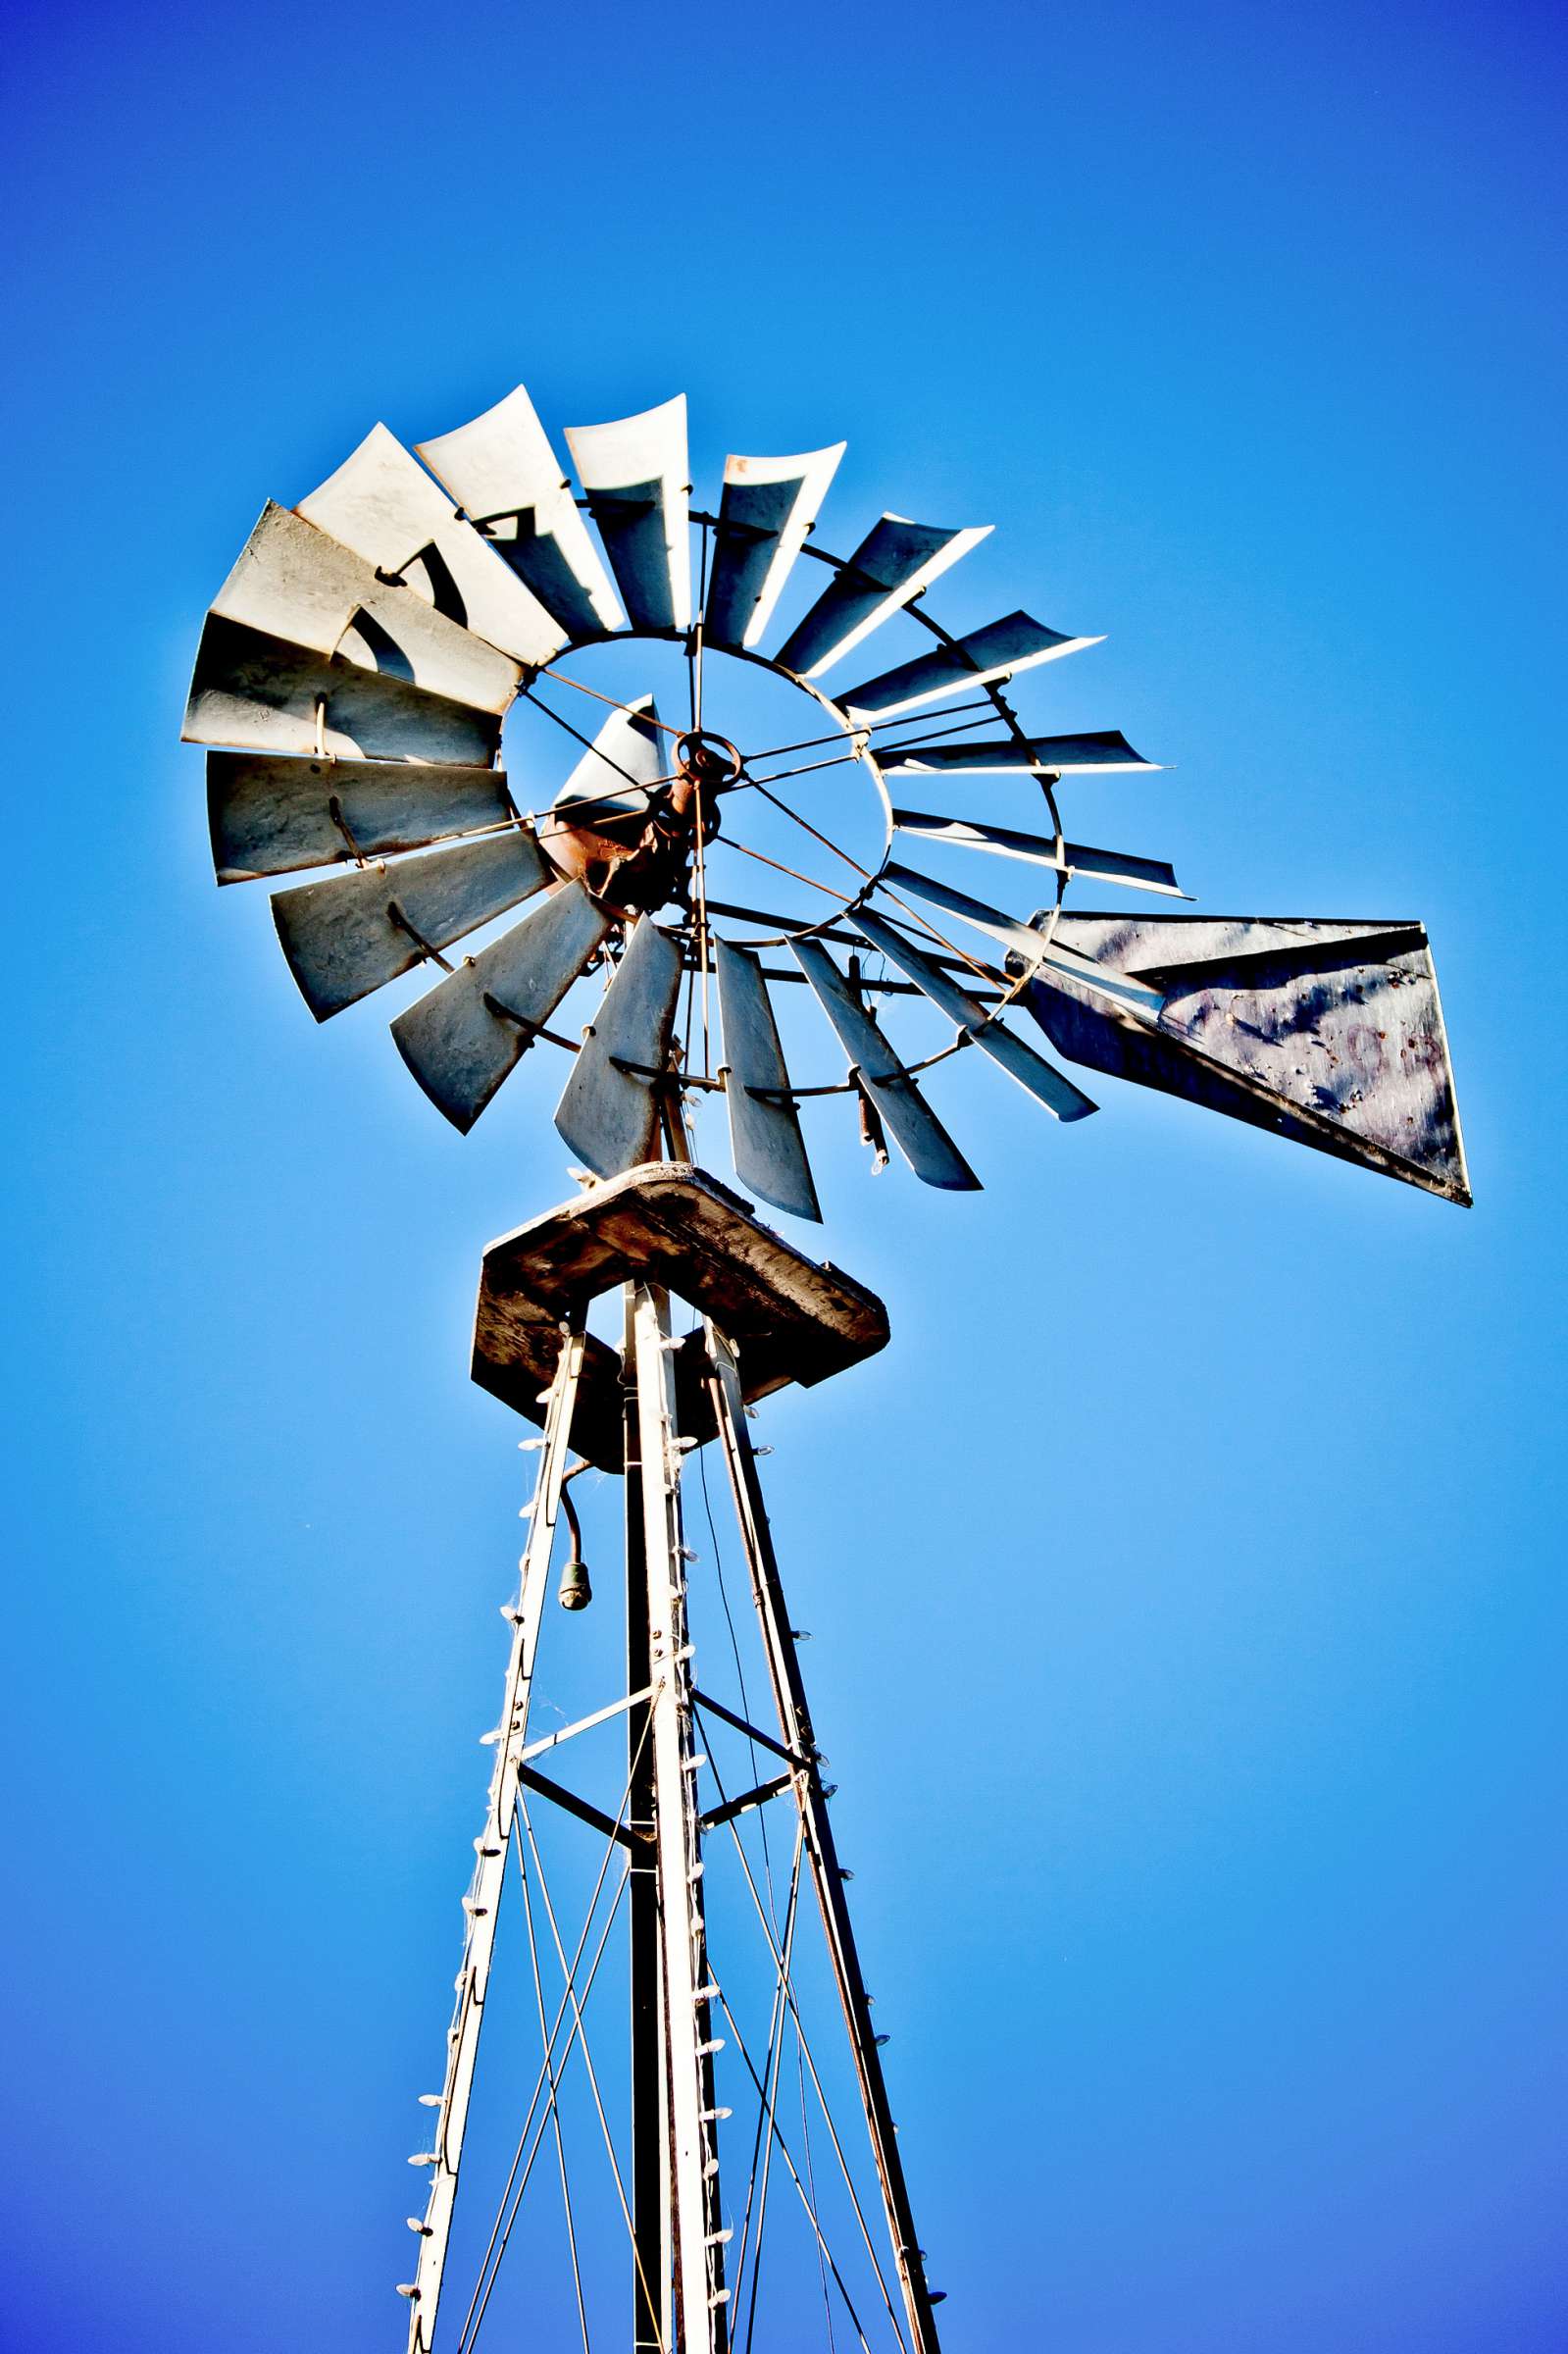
xmin=404 ymin=1322 xmax=587 ymax=2354
xmin=704 ymin=1323 xmax=943 ymax=2354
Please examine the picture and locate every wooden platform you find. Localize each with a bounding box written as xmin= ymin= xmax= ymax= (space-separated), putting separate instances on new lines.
xmin=472 ymin=1163 xmax=889 ymax=1470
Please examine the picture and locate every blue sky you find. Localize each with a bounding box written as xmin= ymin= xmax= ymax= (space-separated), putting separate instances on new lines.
xmin=5 ymin=0 xmax=1565 ymax=2348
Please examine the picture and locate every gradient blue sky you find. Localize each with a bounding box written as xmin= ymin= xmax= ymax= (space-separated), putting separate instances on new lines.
xmin=6 ymin=1 xmax=1566 ymax=2348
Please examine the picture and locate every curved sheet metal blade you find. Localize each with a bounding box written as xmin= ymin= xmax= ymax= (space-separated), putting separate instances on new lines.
xmin=392 ymin=883 xmax=613 ymax=1132
xmin=272 ymin=830 xmax=549 ymax=1021
xmin=554 ymin=917 xmax=684 ymax=1175
xmin=565 ymin=397 xmax=691 ymax=634
xmin=879 ymin=730 xmax=1156 ymax=776
xmin=209 ymin=503 xmax=519 ymax=715
xmin=852 ymin=910 xmax=1095 ymax=1122
xmin=208 ymin=752 xmax=513 ymax=883
xmin=297 ymin=424 xmax=565 ymax=668
xmin=841 ymin=613 xmax=1102 ymax=721
xmin=790 ymin=939 xmax=980 ymax=1190
xmin=883 ymin=860 xmax=1164 ymax=1014
xmin=891 ymin=809 xmax=1182 ymax=896
xmin=552 ymin=696 xmax=665 ymax=824
xmin=714 ymin=941 xmax=822 ymax=1221
xmin=704 ymin=445 xmax=845 ymax=651
xmin=773 ymin=515 xmax=989 ymax=679
xmin=416 ymin=385 xmax=625 ymax=640
xmin=182 ymin=616 xmax=501 ymax=766
xmin=1026 ymin=914 xmax=1471 ymax=1204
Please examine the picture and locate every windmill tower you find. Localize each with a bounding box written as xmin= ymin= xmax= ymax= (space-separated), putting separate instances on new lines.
xmin=183 ymin=381 xmax=1468 ymax=2352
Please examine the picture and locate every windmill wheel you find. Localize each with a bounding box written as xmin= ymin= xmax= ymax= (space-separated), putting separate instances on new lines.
xmin=184 ymin=384 xmax=1470 ymax=1216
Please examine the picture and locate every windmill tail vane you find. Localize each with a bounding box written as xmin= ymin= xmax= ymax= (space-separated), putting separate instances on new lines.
xmin=181 ymin=376 xmax=1470 ymax=2353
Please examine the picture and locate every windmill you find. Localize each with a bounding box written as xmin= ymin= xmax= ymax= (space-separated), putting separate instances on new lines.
xmin=183 ymin=381 xmax=1469 ymax=2354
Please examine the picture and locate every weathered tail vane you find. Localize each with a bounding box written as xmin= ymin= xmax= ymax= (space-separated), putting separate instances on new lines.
xmin=554 ymin=917 xmax=685 ymax=1176
xmin=182 ymin=616 xmax=501 ymax=768
xmin=853 ymin=910 xmax=1096 ymax=1124
xmin=705 ymin=445 xmax=846 ymax=651
xmin=791 ymin=938 xmax=981 ymax=1191
xmin=297 ymin=423 xmax=566 ymax=669
xmin=415 ymin=384 xmax=625 ymax=640
xmin=272 ymin=832 xmax=550 ymax=1021
xmin=774 ymin=515 xmax=990 ymax=679
xmin=208 ymin=753 xmax=515 ymax=884
xmin=392 ymin=883 xmax=613 ymax=1132
xmin=890 ymin=809 xmax=1184 ymax=897
xmin=565 ymin=398 xmax=692 ymax=636
xmin=841 ymin=613 xmax=1103 ymax=721
xmin=715 ymin=941 xmax=822 ymax=1222
xmin=1026 ymin=914 xmax=1471 ymax=1204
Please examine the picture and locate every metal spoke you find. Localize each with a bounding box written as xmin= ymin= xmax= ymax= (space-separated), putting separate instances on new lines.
xmin=747 ymin=710 xmax=1007 ymax=793
xmin=533 ymin=665 xmax=686 ymax=737
xmin=738 ymin=696 xmax=997 ymax=768
xmin=522 ymin=684 xmax=655 ymax=797
xmin=715 ymin=833 xmax=864 ymax=910
xmin=722 ymin=792 xmax=1004 ymax=998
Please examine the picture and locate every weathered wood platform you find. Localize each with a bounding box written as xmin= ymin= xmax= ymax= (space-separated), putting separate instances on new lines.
xmin=473 ymin=1162 xmax=888 ymax=1469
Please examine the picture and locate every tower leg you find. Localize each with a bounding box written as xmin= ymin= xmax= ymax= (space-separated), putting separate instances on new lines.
xmin=704 ymin=1323 xmax=943 ymax=2354
xmin=403 ymin=1322 xmax=587 ymax=2354
xmin=632 ymin=1282 xmax=730 ymax=2353
xmin=625 ymin=1286 xmax=670 ymax=2353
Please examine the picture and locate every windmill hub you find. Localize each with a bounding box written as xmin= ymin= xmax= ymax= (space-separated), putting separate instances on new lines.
xmin=545 ymin=747 xmax=730 ymax=919
xmin=674 ymin=727 xmax=744 ymax=792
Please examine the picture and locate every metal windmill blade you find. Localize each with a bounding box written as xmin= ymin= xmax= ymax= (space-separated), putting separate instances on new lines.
xmin=878 ymin=729 xmax=1159 ymax=776
xmin=852 ymin=908 xmax=1097 ymax=1123
xmin=207 ymin=752 xmax=515 ymax=883
xmin=555 ymin=915 xmax=685 ymax=1176
xmin=297 ymin=421 xmax=567 ymax=666
xmin=774 ymin=513 xmax=990 ymax=677
xmin=393 ymin=882 xmax=613 ymax=1131
xmin=792 ymin=938 xmax=981 ymax=1191
xmin=881 ymin=859 xmax=1167 ymax=1013
xmin=714 ymin=938 xmax=822 ymax=1221
xmin=703 ymin=444 xmax=845 ymax=650
xmin=415 ymin=383 xmax=626 ymax=640
xmin=271 ymin=830 xmax=552 ymax=1020
xmin=209 ymin=501 xmax=521 ymax=714
xmin=564 ymin=396 xmax=692 ymax=633
xmin=890 ymin=806 xmax=1185 ymax=896
xmin=840 ymin=612 xmax=1103 ymax=719
xmin=182 ymin=615 xmax=502 ymax=766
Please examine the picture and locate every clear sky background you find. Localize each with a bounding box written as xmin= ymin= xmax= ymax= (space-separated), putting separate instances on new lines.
xmin=5 ymin=1 xmax=1565 ymax=2348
